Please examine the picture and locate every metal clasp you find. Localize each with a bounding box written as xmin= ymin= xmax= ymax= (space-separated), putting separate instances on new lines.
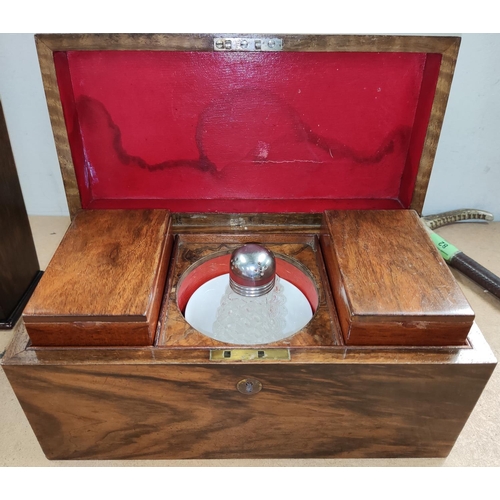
xmin=210 ymin=348 xmax=290 ymax=361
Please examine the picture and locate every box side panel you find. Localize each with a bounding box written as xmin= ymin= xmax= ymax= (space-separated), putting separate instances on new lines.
xmin=319 ymin=231 xmax=352 ymax=342
xmin=52 ymin=50 xmax=90 ymax=209
xmin=23 ymin=321 xmax=154 ymax=347
xmin=400 ymin=53 xmax=441 ymax=208
xmin=4 ymin=362 xmax=493 ymax=460
xmin=345 ymin=321 xmax=472 ymax=347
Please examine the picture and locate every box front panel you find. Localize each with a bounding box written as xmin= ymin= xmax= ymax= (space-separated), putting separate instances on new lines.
xmin=4 ymin=361 xmax=493 ymax=460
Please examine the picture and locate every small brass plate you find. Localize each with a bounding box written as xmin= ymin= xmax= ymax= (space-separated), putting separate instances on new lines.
xmin=210 ymin=348 xmax=290 ymax=361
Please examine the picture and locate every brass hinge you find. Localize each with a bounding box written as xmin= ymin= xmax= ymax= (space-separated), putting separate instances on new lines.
xmin=214 ymin=37 xmax=283 ymax=52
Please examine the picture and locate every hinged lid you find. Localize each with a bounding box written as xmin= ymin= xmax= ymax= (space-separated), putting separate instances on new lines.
xmin=23 ymin=209 xmax=172 ymax=346
xmin=36 ymin=34 xmax=460 ymax=217
xmin=322 ymin=210 xmax=474 ymax=346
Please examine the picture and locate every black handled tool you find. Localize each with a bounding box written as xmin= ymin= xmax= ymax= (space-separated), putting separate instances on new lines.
xmin=422 ymin=209 xmax=500 ymax=299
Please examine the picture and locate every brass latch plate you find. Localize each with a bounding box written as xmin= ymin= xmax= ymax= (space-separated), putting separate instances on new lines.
xmin=210 ymin=348 xmax=290 ymax=361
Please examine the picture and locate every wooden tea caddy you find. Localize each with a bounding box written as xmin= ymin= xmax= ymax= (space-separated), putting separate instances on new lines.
xmin=2 ymin=34 xmax=496 ymax=460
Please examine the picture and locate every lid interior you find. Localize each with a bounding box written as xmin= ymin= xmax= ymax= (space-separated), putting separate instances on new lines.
xmin=42 ymin=35 xmax=458 ymax=214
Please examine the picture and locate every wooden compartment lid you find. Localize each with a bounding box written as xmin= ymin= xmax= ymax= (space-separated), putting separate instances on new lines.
xmin=23 ymin=209 xmax=172 ymax=347
xmin=322 ymin=210 xmax=474 ymax=346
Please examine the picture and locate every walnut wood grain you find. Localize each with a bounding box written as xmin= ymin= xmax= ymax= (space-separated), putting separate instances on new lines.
xmin=23 ymin=210 xmax=172 ymax=346
xmin=36 ymin=33 xmax=459 ymax=54
xmin=23 ymin=321 xmax=156 ymax=347
xmin=322 ymin=210 xmax=474 ymax=346
xmin=0 ymin=101 xmax=41 ymax=326
xmin=2 ymin=313 xmax=496 ymax=460
xmin=36 ymin=33 xmax=215 ymax=52
xmin=3 ymin=359 xmax=494 ymax=460
xmin=35 ymin=37 xmax=81 ymax=218
xmin=3 ymin=321 xmax=495 ymax=371
xmin=172 ymin=212 xmax=324 ymax=233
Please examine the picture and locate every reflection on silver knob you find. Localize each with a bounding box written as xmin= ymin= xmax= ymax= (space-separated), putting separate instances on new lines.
xmin=229 ymin=243 xmax=276 ymax=297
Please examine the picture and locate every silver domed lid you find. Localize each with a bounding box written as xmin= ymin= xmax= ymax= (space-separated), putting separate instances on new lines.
xmin=229 ymin=243 xmax=276 ymax=297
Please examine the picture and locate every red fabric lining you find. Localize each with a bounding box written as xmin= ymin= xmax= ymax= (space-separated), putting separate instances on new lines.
xmin=53 ymin=50 xmax=438 ymax=212
xmin=177 ymin=254 xmax=318 ymax=313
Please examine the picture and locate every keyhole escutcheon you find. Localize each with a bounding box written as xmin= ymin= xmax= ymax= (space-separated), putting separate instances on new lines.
xmin=237 ymin=378 xmax=262 ymax=395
